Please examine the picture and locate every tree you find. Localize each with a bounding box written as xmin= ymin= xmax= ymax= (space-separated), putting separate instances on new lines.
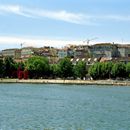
xmin=23 ymin=69 xmax=29 ymax=79
xmin=26 ymin=56 xmax=50 ymax=78
xmin=89 ymin=62 xmax=114 ymax=80
xmin=74 ymin=61 xmax=87 ymax=79
xmin=111 ymin=62 xmax=126 ymax=78
xmin=4 ymin=57 xmax=16 ymax=78
xmin=50 ymin=64 xmax=60 ymax=78
xmin=125 ymin=62 xmax=130 ymax=78
xmin=58 ymin=57 xmax=74 ymax=78
xmin=0 ymin=59 xmax=4 ymax=78
xmin=88 ymin=62 xmax=102 ymax=80
xmin=100 ymin=62 xmax=113 ymax=79
xmin=17 ymin=62 xmax=25 ymax=71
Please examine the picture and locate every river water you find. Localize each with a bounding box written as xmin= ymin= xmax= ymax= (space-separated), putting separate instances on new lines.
xmin=0 ymin=84 xmax=130 ymax=130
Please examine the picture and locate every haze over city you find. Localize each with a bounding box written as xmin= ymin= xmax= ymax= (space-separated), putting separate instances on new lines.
xmin=0 ymin=0 xmax=130 ymax=50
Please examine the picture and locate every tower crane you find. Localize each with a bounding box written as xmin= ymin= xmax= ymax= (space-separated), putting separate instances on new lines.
xmin=83 ymin=37 xmax=98 ymax=45
xmin=20 ymin=42 xmax=25 ymax=48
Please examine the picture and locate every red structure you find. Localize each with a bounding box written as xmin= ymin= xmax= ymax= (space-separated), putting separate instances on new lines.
xmin=17 ymin=66 xmax=28 ymax=79
xmin=18 ymin=71 xmax=23 ymax=79
xmin=24 ymin=69 xmax=29 ymax=79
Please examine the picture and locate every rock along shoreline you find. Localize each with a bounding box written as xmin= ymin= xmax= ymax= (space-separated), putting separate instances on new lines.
xmin=0 ymin=79 xmax=130 ymax=86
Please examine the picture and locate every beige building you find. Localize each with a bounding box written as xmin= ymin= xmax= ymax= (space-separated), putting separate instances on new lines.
xmin=74 ymin=45 xmax=90 ymax=58
xmin=117 ymin=44 xmax=130 ymax=58
xmin=33 ymin=46 xmax=58 ymax=63
xmin=21 ymin=47 xmax=34 ymax=60
xmin=0 ymin=51 xmax=3 ymax=60
xmin=2 ymin=49 xmax=21 ymax=59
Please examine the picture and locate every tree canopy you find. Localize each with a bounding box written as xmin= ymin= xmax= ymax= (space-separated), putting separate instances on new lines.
xmin=74 ymin=61 xmax=87 ymax=79
xmin=1 ymin=56 xmax=130 ymax=80
xmin=111 ymin=62 xmax=126 ymax=78
xmin=58 ymin=58 xmax=74 ymax=78
xmin=0 ymin=59 xmax=4 ymax=78
xmin=26 ymin=56 xmax=50 ymax=78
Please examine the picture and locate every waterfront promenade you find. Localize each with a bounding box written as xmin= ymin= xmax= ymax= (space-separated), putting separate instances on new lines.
xmin=1 ymin=79 xmax=130 ymax=86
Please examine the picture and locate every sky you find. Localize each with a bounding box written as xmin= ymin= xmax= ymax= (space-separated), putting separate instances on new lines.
xmin=0 ymin=0 xmax=130 ymax=50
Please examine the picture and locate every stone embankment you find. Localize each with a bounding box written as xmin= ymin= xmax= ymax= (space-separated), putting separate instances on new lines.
xmin=1 ymin=79 xmax=130 ymax=86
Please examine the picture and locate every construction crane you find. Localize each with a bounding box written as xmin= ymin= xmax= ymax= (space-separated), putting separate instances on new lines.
xmin=20 ymin=42 xmax=25 ymax=48
xmin=83 ymin=37 xmax=98 ymax=45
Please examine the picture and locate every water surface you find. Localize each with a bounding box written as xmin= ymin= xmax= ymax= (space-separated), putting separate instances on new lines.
xmin=0 ymin=83 xmax=130 ymax=130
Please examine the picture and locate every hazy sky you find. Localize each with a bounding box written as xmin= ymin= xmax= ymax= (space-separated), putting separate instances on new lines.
xmin=0 ymin=0 xmax=130 ymax=50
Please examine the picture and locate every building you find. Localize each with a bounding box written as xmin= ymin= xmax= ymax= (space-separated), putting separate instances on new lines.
xmin=58 ymin=47 xmax=74 ymax=59
xmin=70 ymin=57 xmax=99 ymax=66
xmin=33 ymin=46 xmax=58 ymax=64
xmin=89 ymin=43 xmax=118 ymax=58
xmin=49 ymin=47 xmax=58 ymax=64
xmin=2 ymin=49 xmax=21 ymax=59
xmin=117 ymin=44 xmax=130 ymax=58
xmin=0 ymin=51 xmax=3 ymax=60
xmin=74 ymin=45 xmax=90 ymax=58
xmin=2 ymin=49 xmax=16 ymax=58
xmin=15 ymin=49 xmax=22 ymax=59
xmin=34 ymin=47 xmax=51 ymax=57
xmin=58 ymin=49 xmax=68 ymax=59
xmin=21 ymin=47 xmax=34 ymax=60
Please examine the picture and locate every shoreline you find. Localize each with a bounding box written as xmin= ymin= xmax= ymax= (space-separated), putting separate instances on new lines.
xmin=0 ymin=79 xmax=130 ymax=86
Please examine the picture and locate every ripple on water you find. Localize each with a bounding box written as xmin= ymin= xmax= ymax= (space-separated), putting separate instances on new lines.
xmin=0 ymin=84 xmax=130 ymax=130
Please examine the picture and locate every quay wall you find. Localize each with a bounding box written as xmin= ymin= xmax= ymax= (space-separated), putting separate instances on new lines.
xmin=0 ymin=79 xmax=130 ymax=86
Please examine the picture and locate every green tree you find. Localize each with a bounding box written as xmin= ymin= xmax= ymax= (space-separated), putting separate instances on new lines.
xmin=58 ymin=57 xmax=74 ymax=79
xmin=89 ymin=62 xmax=114 ymax=80
xmin=50 ymin=64 xmax=60 ymax=78
xmin=111 ymin=62 xmax=126 ymax=78
xmin=100 ymin=62 xmax=113 ymax=79
xmin=4 ymin=57 xmax=16 ymax=78
xmin=0 ymin=59 xmax=4 ymax=78
xmin=26 ymin=56 xmax=50 ymax=78
xmin=126 ymin=62 xmax=130 ymax=78
xmin=88 ymin=62 xmax=102 ymax=80
xmin=17 ymin=62 xmax=25 ymax=71
xmin=74 ymin=61 xmax=87 ymax=79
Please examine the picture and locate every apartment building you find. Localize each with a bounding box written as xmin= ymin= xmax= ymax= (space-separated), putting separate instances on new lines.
xmin=117 ymin=44 xmax=130 ymax=57
xmin=2 ymin=49 xmax=21 ymax=59
xmin=21 ymin=47 xmax=34 ymax=60
xmin=58 ymin=48 xmax=74 ymax=59
xmin=89 ymin=43 xmax=118 ymax=58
